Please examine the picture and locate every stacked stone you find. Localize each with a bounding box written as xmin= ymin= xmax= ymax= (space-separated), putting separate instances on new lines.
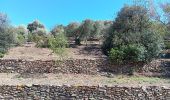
xmin=0 ymin=59 xmax=170 ymax=99
xmin=0 ymin=85 xmax=169 ymax=99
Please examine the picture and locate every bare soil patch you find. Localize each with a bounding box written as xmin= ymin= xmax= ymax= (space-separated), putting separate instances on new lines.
xmin=2 ymin=42 xmax=106 ymax=60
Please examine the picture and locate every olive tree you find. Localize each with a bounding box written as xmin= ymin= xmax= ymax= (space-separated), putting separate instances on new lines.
xmin=75 ymin=19 xmax=94 ymax=45
xmin=27 ymin=20 xmax=45 ymax=33
xmin=14 ymin=26 xmax=28 ymax=46
xmin=65 ymin=22 xmax=80 ymax=37
xmin=51 ymin=25 xmax=65 ymax=37
xmin=0 ymin=13 xmax=15 ymax=57
xmin=102 ymin=5 xmax=164 ymax=63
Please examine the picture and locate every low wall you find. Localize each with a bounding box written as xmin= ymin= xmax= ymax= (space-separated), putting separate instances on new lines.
xmin=0 ymin=85 xmax=169 ymax=99
xmin=0 ymin=59 xmax=105 ymax=74
xmin=0 ymin=59 xmax=169 ymax=76
xmin=0 ymin=59 xmax=134 ymax=75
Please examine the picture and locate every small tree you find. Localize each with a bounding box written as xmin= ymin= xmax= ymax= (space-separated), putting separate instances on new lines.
xmin=48 ymin=33 xmax=68 ymax=55
xmin=76 ymin=19 xmax=94 ymax=45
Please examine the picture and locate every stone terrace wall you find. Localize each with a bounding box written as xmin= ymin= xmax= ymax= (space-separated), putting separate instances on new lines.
xmin=0 ymin=59 xmax=168 ymax=75
xmin=0 ymin=85 xmax=169 ymax=99
xmin=0 ymin=59 xmax=131 ymax=75
xmin=0 ymin=59 xmax=107 ymax=74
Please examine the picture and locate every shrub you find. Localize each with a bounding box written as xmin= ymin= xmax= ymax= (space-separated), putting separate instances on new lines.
xmin=48 ymin=33 xmax=68 ymax=54
xmin=0 ymin=48 xmax=6 ymax=58
xmin=164 ymin=41 xmax=170 ymax=49
xmin=16 ymin=34 xmax=25 ymax=46
xmin=109 ymin=48 xmax=124 ymax=64
xmin=0 ymin=27 xmax=15 ymax=58
xmin=109 ymin=44 xmax=146 ymax=64
xmin=122 ymin=44 xmax=146 ymax=62
xmin=0 ymin=52 xmax=4 ymax=58
xmin=36 ymin=36 xmax=49 ymax=48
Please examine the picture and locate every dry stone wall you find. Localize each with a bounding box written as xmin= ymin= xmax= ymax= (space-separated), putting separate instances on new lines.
xmin=0 ymin=85 xmax=169 ymax=99
xmin=0 ymin=59 xmax=105 ymax=74
xmin=0 ymin=59 xmax=168 ymax=76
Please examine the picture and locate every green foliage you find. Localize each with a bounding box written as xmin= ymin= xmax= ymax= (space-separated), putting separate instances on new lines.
xmin=113 ymin=5 xmax=150 ymax=33
xmin=109 ymin=44 xmax=146 ymax=64
xmin=16 ymin=34 xmax=25 ymax=46
xmin=51 ymin=25 xmax=65 ymax=37
xmin=27 ymin=20 xmax=45 ymax=33
xmin=140 ymin=30 xmax=164 ymax=61
xmin=79 ymin=19 xmax=94 ymax=40
xmin=151 ymin=21 xmax=168 ymax=36
xmin=0 ymin=13 xmax=16 ymax=57
xmin=14 ymin=26 xmax=27 ymax=46
xmin=91 ymin=21 xmax=104 ymax=39
xmin=48 ymin=33 xmax=68 ymax=54
xmin=65 ymin=22 xmax=80 ymax=37
xmin=122 ymin=44 xmax=146 ymax=62
xmin=103 ymin=5 xmax=164 ymax=63
xmin=109 ymin=48 xmax=124 ymax=64
xmin=164 ymin=41 xmax=170 ymax=49
xmin=32 ymin=28 xmax=47 ymax=36
xmin=0 ymin=52 xmax=4 ymax=58
xmin=27 ymin=28 xmax=47 ymax=47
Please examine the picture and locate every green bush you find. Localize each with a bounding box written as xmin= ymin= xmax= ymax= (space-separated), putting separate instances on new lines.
xmin=122 ymin=44 xmax=146 ymax=62
xmin=0 ymin=48 xmax=6 ymax=58
xmin=164 ymin=41 xmax=170 ymax=49
xmin=48 ymin=33 xmax=68 ymax=54
xmin=0 ymin=27 xmax=15 ymax=58
xmin=109 ymin=44 xmax=146 ymax=64
xmin=109 ymin=48 xmax=124 ymax=64
xmin=0 ymin=52 xmax=4 ymax=58
xmin=16 ymin=34 xmax=25 ymax=46
xmin=36 ymin=36 xmax=49 ymax=48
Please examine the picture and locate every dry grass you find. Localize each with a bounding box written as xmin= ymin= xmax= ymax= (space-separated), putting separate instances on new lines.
xmin=2 ymin=42 xmax=106 ymax=60
xmin=0 ymin=73 xmax=169 ymax=87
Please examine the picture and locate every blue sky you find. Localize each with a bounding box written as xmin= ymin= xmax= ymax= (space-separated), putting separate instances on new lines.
xmin=0 ymin=0 xmax=168 ymax=29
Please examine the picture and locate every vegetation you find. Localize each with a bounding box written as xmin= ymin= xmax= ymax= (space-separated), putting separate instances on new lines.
xmin=27 ymin=20 xmax=45 ymax=33
xmin=102 ymin=5 xmax=164 ymax=63
xmin=0 ymin=13 xmax=15 ymax=57
xmin=14 ymin=26 xmax=27 ymax=46
xmin=0 ymin=1 xmax=169 ymax=66
xmin=109 ymin=44 xmax=146 ymax=64
xmin=51 ymin=25 xmax=65 ymax=37
xmin=48 ymin=33 xmax=68 ymax=56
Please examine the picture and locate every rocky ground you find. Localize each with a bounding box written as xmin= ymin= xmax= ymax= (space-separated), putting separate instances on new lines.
xmin=0 ymin=73 xmax=170 ymax=87
xmin=1 ymin=42 xmax=170 ymax=88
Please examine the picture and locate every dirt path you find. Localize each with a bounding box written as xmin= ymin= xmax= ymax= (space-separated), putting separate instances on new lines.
xmin=0 ymin=73 xmax=170 ymax=87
